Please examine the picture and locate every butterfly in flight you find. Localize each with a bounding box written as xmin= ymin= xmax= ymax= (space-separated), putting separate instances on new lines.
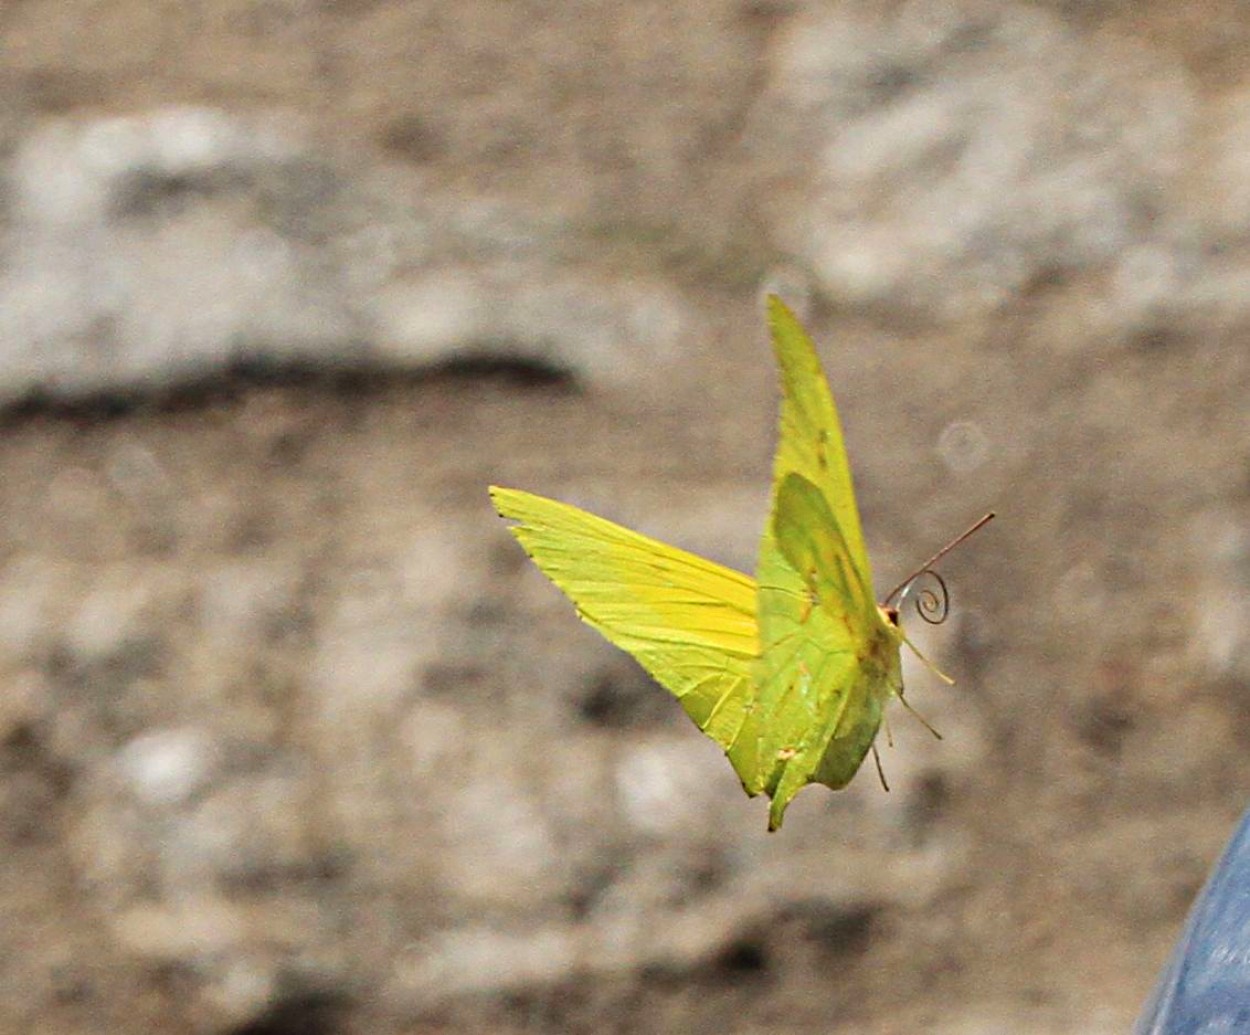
xmin=491 ymin=296 xmax=992 ymax=829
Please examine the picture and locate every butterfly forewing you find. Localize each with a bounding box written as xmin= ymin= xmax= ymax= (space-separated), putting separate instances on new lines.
xmin=765 ymin=297 xmax=874 ymax=588
xmin=490 ymin=486 xmax=765 ymax=792
xmin=753 ymin=300 xmax=890 ymax=829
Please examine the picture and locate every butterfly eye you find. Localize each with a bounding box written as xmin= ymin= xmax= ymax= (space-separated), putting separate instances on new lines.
xmin=885 ymin=607 xmax=900 ymax=627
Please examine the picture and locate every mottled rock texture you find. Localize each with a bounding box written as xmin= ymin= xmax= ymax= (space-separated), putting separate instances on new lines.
xmin=2 ymin=2 xmax=1249 ymax=1033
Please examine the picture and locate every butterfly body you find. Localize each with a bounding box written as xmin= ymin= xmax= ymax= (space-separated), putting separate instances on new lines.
xmin=812 ymin=611 xmax=902 ymax=789
xmin=491 ymin=296 xmax=951 ymax=830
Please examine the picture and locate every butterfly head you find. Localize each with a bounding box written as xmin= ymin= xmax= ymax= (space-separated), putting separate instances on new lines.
xmin=877 ymin=604 xmax=906 ymax=645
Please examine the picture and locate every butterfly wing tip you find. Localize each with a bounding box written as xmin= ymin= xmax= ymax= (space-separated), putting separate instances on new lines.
xmin=767 ymin=802 xmax=786 ymax=832
xmin=765 ymin=294 xmax=791 ymax=320
xmin=489 ymin=485 xmax=526 ymax=519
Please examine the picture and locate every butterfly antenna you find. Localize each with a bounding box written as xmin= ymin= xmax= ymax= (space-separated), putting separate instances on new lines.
xmin=870 ymin=741 xmax=890 ymax=792
xmin=882 ymin=707 xmax=895 ymax=749
xmin=882 ymin=511 xmax=996 ymax=607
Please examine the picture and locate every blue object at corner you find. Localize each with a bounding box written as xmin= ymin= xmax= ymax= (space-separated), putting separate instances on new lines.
xmin=1136 ymin=807 xmax=1250 ymax=1033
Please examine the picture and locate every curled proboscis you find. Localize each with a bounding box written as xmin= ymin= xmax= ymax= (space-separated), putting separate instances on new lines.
xmin=901 ymin=570 xmax=950 ymax=626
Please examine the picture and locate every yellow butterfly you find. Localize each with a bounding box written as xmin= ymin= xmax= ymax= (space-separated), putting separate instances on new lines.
xmin=491 ymin=296 xmax=991 ymax=829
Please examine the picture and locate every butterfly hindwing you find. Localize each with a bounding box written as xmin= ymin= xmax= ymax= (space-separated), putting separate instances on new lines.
xmin=756 ymin=473 xmax=885 ymax=829
xmin=772 ymin=472 xmax=876 ymax=627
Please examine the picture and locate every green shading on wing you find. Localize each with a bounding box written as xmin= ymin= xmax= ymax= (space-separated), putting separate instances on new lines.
xmin=754 ymin=299 xmax=896 ymax=830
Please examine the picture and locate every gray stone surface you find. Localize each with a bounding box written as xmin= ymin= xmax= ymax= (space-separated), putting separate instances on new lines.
xmin=750 ymin=1 xmax=1199 ymax=321
xmin=1 ymin=2 xmax=1248 ymax=1034
xmin=0 ymin=107 xmax=690 ymax=404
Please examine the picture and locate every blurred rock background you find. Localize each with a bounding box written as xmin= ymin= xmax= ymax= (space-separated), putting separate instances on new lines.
xmin=1 ymin=1 xmax=1248 ymax=1032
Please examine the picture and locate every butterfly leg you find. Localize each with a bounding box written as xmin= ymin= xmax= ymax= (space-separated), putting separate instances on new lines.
xmin=901 ymin=632 xmax=955 ymax=686
xmin=894 ymin=692 xmax=943 ymax=741
xmin=870 ymin=741 xmax=890 ymax=791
